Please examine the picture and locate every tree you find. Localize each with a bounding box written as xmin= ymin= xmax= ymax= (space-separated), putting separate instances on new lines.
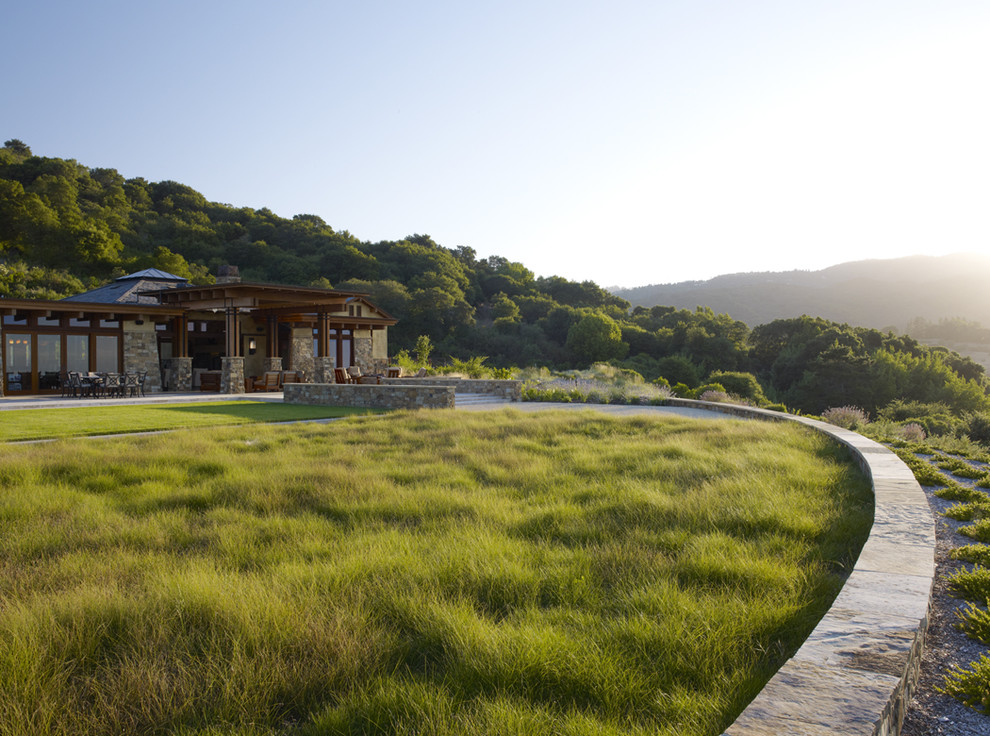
xmin=566 ymin=313 xmax=628 ymax=364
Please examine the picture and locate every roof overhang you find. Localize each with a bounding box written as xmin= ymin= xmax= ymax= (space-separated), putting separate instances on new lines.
xmin=0 ymin=297 xmax=184 ymax=320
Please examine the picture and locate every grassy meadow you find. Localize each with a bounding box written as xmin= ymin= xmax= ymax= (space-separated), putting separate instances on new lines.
xmin=0 ymin=409 xmax=872 ymax=735
xmin=0 ymin=401 xmax=378 ymax=442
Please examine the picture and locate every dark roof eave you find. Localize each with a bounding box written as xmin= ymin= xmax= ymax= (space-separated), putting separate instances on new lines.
xmin=0 ymin=296 xmax=185 ymax=317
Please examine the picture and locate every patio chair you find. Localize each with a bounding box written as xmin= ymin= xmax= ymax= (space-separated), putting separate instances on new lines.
xmin=346 ymin=366 xmax=362 ymax=383
xmin=415 ymin=367 xmax=428 ymax=377
xmin=101 ymin=373 xmax=123 ymax=399
xmin=259 ymin=371 xmax=281 ymax=391
xmin=124 ymin=372 xmax=140 ymax=397
xmin=386 ymin=367 xmax=401 ymax=378
xmin=199 ymin=372 xmax=222 ymax=391
xmin=279 ymin=370 xmax=302 ymax=387
xmin=333 ymin=367 xmax=349 ymax=384
xmin=137 ymin=370 xmax=148 ymax=396
xmin=64 ymin=371 xmax=82 ymax=398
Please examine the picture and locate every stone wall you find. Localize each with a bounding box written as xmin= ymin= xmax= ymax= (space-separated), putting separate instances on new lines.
xmin=288 ymin=327 xmax=314 ymax=378
xmin=312 ymin=356 xmax=334 ymax=384
xmin=284 ymin=383 xmax=455 ymax=410
xmin=122 ymin=326 xmax=162 ymax=393
xmin=164 ymin=357 xmax=192 ymax=392
xmin=382 ymin=377 xmax=521 ymax=401
xmin=221 ymin=356 xmax=245 ymax=394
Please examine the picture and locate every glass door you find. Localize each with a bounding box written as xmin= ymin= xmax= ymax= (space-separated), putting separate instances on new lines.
xmin=38 ymin=334 xmax=62 ymax=390
xmin=4 ymin=334 xmax=32 ymax=392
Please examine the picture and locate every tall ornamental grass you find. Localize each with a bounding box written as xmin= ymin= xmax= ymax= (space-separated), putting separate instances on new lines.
xmin=0 ymin=410 xmax=871 ymax=736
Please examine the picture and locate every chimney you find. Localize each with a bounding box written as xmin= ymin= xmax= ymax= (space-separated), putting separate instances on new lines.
xmin=217 ymin=265 xmax=241 ymax=284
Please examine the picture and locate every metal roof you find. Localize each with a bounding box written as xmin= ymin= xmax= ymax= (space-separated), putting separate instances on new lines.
xmin=61 ymin=270 xmax=190 ymax=305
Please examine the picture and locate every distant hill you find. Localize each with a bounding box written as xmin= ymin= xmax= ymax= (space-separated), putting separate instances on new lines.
xmin=612 ymin=253 xmax=990 ymax=331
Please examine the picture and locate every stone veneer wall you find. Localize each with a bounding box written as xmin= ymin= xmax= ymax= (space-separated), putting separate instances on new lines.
xmin=221 ymin=357 xmax=245 ymax=394
xmin=652 ymin=399 xmax=935 ymax=736
xmin=312 ymin=356 xmax=334 ymax=384
xmin=164 ymin=357 xmax=192 ymax=392
xmin=382 ymin=377 xmax=521 ymax=401
xmin=288 ymin=328 xmax=314 ymax=379
xmin=122 ymin=327 xmax=162 ymax=393
xmin=262 ymin=357 xmax=283 ymax=373
xmin=284 ymin=383 xmax=455 ymax=410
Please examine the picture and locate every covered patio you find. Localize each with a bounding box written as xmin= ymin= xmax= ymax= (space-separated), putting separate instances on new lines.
xmin=1 ymin=268 xmax=395 ymax=397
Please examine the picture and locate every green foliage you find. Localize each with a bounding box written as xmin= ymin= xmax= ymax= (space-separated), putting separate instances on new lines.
xmin=947 ymin=566 xmax=990 ymax=602
xmin=414 ymin=334 xmax=434 ymax=365
xmin=566 ymin=313 xmax=628 ymax=365
xmin=952 ymin=545 xmax=990 ymax=567
xmin=963 ymin=413 xmax=990 ymax=446
xmin=707 ymin=371 xmax=768 ymax=404
xmin=878 ymin=400 xmax=959 ymax=437
xmin=942 ymin=652 xmax=990 ymax=715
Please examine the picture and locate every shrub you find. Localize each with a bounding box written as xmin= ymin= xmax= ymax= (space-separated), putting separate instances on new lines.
xmin=822 ymin=406 xmax=869 ymax=430
xmin=693 ymin=382 xmax=726 ymax=399
xmin=491 ymin=367 xmax=514 ymax=380
xmin=879 ymin=400 xmax=958 ymax=437
xmin=964 ymin=412 xmax=990 ymax=446
xmin=707 ymin=371 xmax=768 ymax=404
xmin=698 ymin=390 xmax=731 ymax=403
xmin=899 ymin=423 xmax=927 ymax=442
xmin=672 ymin=382 xmax=692 ymax=397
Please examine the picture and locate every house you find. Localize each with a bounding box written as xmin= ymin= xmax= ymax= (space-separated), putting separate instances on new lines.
xmin=0 ymin=266 xmax=396 ymax=396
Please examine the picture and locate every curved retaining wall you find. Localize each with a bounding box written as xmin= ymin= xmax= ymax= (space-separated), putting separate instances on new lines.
xmin=659 ymin=400 xmax=935 ymax=736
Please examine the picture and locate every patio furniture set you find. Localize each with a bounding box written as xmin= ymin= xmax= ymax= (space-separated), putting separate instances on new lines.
xmin=332 ymin=366 xmax=404 ymax=385
xmin=61 ymin=371 xmax=148 ymax=399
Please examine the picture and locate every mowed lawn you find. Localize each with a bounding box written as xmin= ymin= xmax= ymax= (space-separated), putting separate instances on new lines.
xmin=0 ymin=401 xmax=379 ymax=441
xmin=0 ymin=409 xmax=872 ymax=736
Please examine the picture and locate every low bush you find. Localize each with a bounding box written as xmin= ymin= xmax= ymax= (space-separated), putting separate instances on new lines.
xmin=899 ymin=423 xmax=927 ymax=443
xmin=942 ymin=654 xmax=990 ymax=715
xmin=952 ymin=544 xmax=990 ymax=567
xmin=878 ymin=400 xmax=959 ymax=437
xmin=963 ymin=412 xmax=990 ymax=446
xmin=706 ymin=371 xmax=768 ymax=404
xmin=947 ymin=566 xmax=990 ymax=602
xmin=821 ymin=406 xmax=869 ymax=430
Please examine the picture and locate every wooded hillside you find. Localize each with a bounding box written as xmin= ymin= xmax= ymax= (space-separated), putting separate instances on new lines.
xmin=3 ymin=139 xmax=988 ymax=415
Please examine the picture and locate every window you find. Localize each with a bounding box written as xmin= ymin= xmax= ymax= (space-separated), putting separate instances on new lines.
xmin=66 ymin=335 xmax=89 ymax=373
xmin=95 ymin=335 xmax=119 ymax=373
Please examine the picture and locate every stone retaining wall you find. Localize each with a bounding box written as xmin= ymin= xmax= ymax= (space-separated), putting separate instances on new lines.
xmin=284 ymin=383 xmax=455 ymax=410
xmin=660 ymin=399 xmax=935 ymax=736
xmin=382 ymin=377 xmax=521 ymax=401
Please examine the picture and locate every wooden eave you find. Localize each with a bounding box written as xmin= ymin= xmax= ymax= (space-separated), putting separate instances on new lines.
xmin=148 ymin=282 xmax=373 ymax=312
xmin=0 ymin=297 xmax=184 ymax=320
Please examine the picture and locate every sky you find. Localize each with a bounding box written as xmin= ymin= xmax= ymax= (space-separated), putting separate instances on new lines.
xmin=4 ymin=1 xmax=989 ymax=287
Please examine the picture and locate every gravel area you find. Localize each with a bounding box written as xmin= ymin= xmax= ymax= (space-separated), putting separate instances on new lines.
xmin=901 ymin=455 xmax=990 ymax=736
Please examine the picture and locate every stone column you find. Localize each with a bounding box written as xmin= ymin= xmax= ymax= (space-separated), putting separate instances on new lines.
xmin=168 ymin=357 xmax=193 ymax=392
xmin=313 ymin=356 xmax=334 ymax=384
xmin=353 ymin=331 xmax=374 ymax=371
xmin=221 ymin=356 xmax=245 ymax=394
xmin=287 ymin=327 xmax=314 ymax=379
xmin=123 ymin=324 xmax=162 ymax=393
xmin=263 ymin=356 xmax=283 ymax=372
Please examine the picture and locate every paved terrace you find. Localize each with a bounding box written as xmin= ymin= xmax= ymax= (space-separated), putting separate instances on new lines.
xmin=0 ymin=393 xmax=934 ymax=735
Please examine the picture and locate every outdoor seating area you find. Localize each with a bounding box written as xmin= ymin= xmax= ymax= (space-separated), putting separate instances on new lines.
xmin=61 ymin=371 xmax=148 ymax=399
xmin=245 ymin=370 xmax=306 ymax=392
xmin=331 ymin=366 xmax=385 ymax=385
